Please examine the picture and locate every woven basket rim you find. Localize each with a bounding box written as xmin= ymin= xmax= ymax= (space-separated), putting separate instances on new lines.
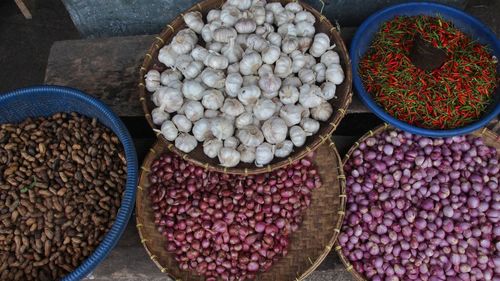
xmin=336 ymin=123 xmax=500 ymax=281
xmin=138 ymin=0 xmax=353 ymax=175
xmin=135 ymin=137 xmax=347 ymax=281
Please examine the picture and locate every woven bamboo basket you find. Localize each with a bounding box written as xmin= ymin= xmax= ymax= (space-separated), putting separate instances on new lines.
xmin=136 ymin=139 xmax=346 ymax=280
xmin=335 ymin=123 xmax=500 ymax=281
xmin=138 ymin=0 xmax=353 ymax=175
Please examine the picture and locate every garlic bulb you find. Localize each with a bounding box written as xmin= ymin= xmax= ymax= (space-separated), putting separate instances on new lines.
xmin=175 ymin=133 xmax=197 ymax=153
xmin=289 ymin=126 xmax=307 ymax=147
xmin=156 ymin=87 xmax=184 ymax=113
xmin=250 ymin=5 xmax=266 ymax=25
xmin=266 ymin=2 xmax=284 ymax=14
xmin=169 ymin=80 xmax=183 ymax=90
xmin=263 ymin=91 xmax=278 ymax=99
xmin=221 ymin=98 xmax=245 ymax=116
xmin=265 ymin=11 xmax=274 ymax=24
xmin=313 ymin=63 xmax=326 ymax=83
xmin=207 ymin=10 xmax=221 ymax=22
xmin=182 ymin=80 xmax=206 ymax=100
xmin=218 ymin=147 xmax=240 ymax=167
xmin=279 ymin=85 xmax=299 ymax=104
xmin=201 ymin=68 xmax=225 ymax=89
xmin=321 ymin=50 xmax=340 ymax=65
xmin=282 ymin=77 xmax=302 ymax=88
xmin=235 ymin=18 xmax=257 ymax=34
xmin=213 ymin=27 xmax=237 ymax=43
xmin=253 ymin=98 xmax=277 ymax=120
xmin=285 ymin=2 xmax=303 ymax=13
xmin=221 ymin=38 xmax=244 ymax=64
xmin=227 ymin=0 xmax=252 ymax=10
xmin=275 ymin=140 xmax=293 ymax=158
xmin=325 ymin=64 xmax=345 ymax=85
xmin=223 ymin=72 xmax=242 ymax=97
xmin=192 ymin=118 xmax=212 ymax=141
xmin=160 ymin=121 xmax=178 ymax=141
xmin=183 ymin=100 xmax=204 ymax=121
xmin=311 ymin=100 xmax=333 ymax=121
xmin=158 ymin=46 xmax=176 ymax=67
xmin=255 ymin=142 xmax=274 ymax=166
xmin=172 ymin=114 xmax=192 ymax=132
xmin=174 ymin=54 xmax=193 ymax=70
xmin=258 ymin=64 xmax=274 ymax=77
xmin=201 ymin=25 xmax=214 ymax=43
xmin=227 ymin=63 xmax=240 ymax=73
xmin=145 ymin=70 xmax=160 ymax=92
xmin=267 ymin=32 xmax=282 ymax=46
xmin=183 ymin=11 xmax=204 ymax=33
xmin=297 ymin=36 xmax=312 ymax=53
xmin=160 ymin=69 xmax=182 ymax=85
xmin=298 ymin=68 xmax=316 ymax=84
xmin=211 ymin=117 xmax=235 ymax=140
xmin=220 ymin=6 xmax=241 ymax=26
xmin=282 ymin=36 xmax=298 ymax=54
xmin=258 ymin=73 xmax=281 ymax=93
xmin=235 ymin=112 xmax=254 ymax=128
xmin=236 ymin=125 xmax=264 ymax=147
xmin=295 ymin=21 xmax=315 ymax=38
xmin=204 ymin=52 xmax=229 ymax=70
xmin=291 ymin=50 xmax=306 ymax=73
xmin=236 ymin=34 xmax=249 ymax=48
xmin=151 ymin=107 xmax=170 ymax=125
xmin=207 ymin=41 xmax=223 ymax=52
xmin=304 ymin=54 xmax=316 ymax=68
xmin=246 ymin=34 xmax=268 ymax=52
xmin=309 ymin=33 xmax=331 ymax=57
xmin=205 ymin=109 xmax=220 ymax=118
xmin=201 ymin=89 xmax=224 ymax=110
xmin=224 ymin=136 xmax=240 ymax=149
xmin=299 ymin=84 xmax=324 ymax=108
xmin=203 ymin=138 xmax=223 ymax=158
xmin=238 ymin=85 xmax=261 ymax=106
xmin=275 ymin=10 xmax=295 ymax=26
xmin=320 ymin=82 xmax=336 ymax=100
xmin=238 ymin=145 xmax=256 ymax=163
xmin=294 ymin=11 xmax=315 ymax=24
xmin=274 ymin=55 xmax=292 ymax=78
xmin=280 ymin=104 xmax=304 ymax=126
xmin=301 ymin=117 xmax=320 ymax=134
xmin=255 ymin=23 xmax=274 ymax=37
xmin=277 ymin=23 xmax=297 ymax=37
xmin=261 ymin=45 xmax=281 ymax=65
xmin=242 ymin=75 xmax=259 ymax=86
xmin=171 ymin=29 xmax=197 ymax=54
xmin=177 ymin=60 xmax=204 ymax=79
xmin=261 ymin=117 xmax=287 ymax=144
xmin=239 ymin=51 xmax=263 ymax=75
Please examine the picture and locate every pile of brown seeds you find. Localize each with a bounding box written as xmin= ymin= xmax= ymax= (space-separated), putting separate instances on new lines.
xmin=0 ymin=112 xmax=126 ymax=280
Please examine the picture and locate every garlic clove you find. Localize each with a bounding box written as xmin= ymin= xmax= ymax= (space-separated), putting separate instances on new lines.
xmin=277 ymin=23 xmax=297 ymax=37
xmin=245 ymin=34 xmax=268 ymax=53
xmin=242 ymin=75 xmax=259 ymax=87
xmin=265 ymin=2 xmax=284 ymax=14
xmin=175 ymin=133 xmax=198 ymax=153
xmin=258 ymin=64 xmax=274 ymax=77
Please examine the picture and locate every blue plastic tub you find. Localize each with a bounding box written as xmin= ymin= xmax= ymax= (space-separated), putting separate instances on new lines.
xmin=350 ymin=2 xmax=500 ymax=137
xmin=0 ymin=85 xmax=138 ymax=281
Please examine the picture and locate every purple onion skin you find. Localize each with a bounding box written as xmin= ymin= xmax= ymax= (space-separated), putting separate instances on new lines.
xmin=340 ymin=130 xmax=499 ymax=280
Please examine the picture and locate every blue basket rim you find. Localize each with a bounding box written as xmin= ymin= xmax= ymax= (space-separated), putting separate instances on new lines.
xmin=0 ymin=85 xmax=138 ymax=281
xmin=350 ymin=1 xmax=500 ymax=138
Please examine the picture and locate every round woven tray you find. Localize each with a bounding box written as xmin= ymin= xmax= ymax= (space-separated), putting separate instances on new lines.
xmin=136 ymin=139 xmax=346 ymax=280
xmin=335 ymin=123 xmax=500 ymax=281
xmin=138 ymin=0 xmax=353 ymax=175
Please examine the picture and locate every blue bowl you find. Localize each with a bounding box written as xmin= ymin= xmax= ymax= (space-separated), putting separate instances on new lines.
xmin=0 ymin=86 xmax=138 ymax=281
xmin=351 ymin=2 xmax=500 ymax=137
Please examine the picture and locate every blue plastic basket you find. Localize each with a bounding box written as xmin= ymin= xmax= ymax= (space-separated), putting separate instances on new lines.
xmin=0 ymin=85 xmax=138 ymax=281
xmin=351 ymin=2 xmax=500 ymax=137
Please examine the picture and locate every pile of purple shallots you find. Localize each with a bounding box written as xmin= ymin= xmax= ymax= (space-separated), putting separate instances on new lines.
xmin=148 ymin=152 xmax=321 ymax=280
xmin=339 ymin=129 xmax=499 ymax=281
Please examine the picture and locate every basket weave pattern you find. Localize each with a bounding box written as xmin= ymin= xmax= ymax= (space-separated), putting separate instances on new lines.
xmin=136 ymin=139 xmax=346 ymax=280
xmin=336 ymin=124 xmax=500 ymax=281
xmin=138 ymin=0 xmax=353 ymax=175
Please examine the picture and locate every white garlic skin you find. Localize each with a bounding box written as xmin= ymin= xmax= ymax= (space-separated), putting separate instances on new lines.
xmin=211 ymin=117 xmax=235 ymax=140
xmin=282 ymin=77 xmax=302 ymax=88
xmin=258 ymin=64 xmax=274 ymax=77
xmin=281 ymin=36 xmax=299 ymax=54
xmin=277 ymin=23 xmax=297 ymax=37
xmin=201 ymin=68 xmax=225 ymax=89
xmin=298 ymin=68 xmax=316 ymax=84
xmin=294 ymin=11 xmax=315 ymax=24
xmin=325 ymin=64 xmax=345 ymax=85
xmin=242 ymin=75 xmax=259 ymax=87
xmin=203 ymin=138 xmax=223 ymax=158
xmin=225 ymin=72 xmax=243 ymax=97
xmin=178 ymin=60 xmax=204 ymax=79
xmin=297 ymin=36 xmax=312 ymax=53
xmin=261 ymin=45 xmax=281 ymax=65
xmin=227 ymin=63 xmax=240 ymax=74
xmin=182 ymin=80 xmax=206 ymax=100
xmin=183 ymin=11 xmax=204 ymax=33
xmin=224 ymin=136 xmax=240 ymax=149
xmin=160 ymin=120 xmax=178 ymax=141
xmin=207 ymin=41 xmax=223 ymax=52
xmin=301 ymin=117 xmax=320 ymax=134
xmin=239 ymin=51 xmax=263 ymax=75
xmin=304 ymin=54 xmax=317 ymax=68
xmin=204 ymin=109 xmax=220 ymax=118
xmin=218 ymin=147 xmax=241 ymax=167
xmin=227 ymin=0 xmax=252 ymax=11
xmin=289 ymin=126 xmax=307 ymax=147
xmin=309 ymin=33 xmax=331 ymax=57
xmin=175 ymin=133 xmax=198 ymax=153
xmin=235 ymin=112 xmax=254 ymax=129
xmin=246 ymin=34 xmax=268 ymax=52
xmin=160 ymin=69 xmax=182 ymax=85
xmin=255 ymin=23 xmax=274 ymax=38
xmin=275 ymin=140 xmax=294 ymax=158
xmin=220 ymin=6 xmax=241 ymax=26
xmin=222 ymin=38 xmax=244 ymax=64
xmin=262 ymin=91 xmax=278 ymax=99
xmin=158 ymin=46 xmax=177 ymax=67
xmin=299 ymin=84 xmax=324 ymax=108
xmin=311 ymin=100 xmax=333 ymax=121
xmin=261 ymin=117 xmax=288 ymax=144
xmin=295 ymin=21 xmax=315 ymax=38
xmin=250 ymin=5 xmax=266 ymax=25
xmin=145 ymin=70 xmax=161 ymax=92
xmin=285 ymin=2 xmax=303 ymax=13
xmin=253 ymin=98 xmax=277 ymax=121
xmin=192 ymin=118 xmax=212 ymax=141
xmin=221 ymin=98 xmax=245 ymax=117
xmin=265 ymin=9 xmax=274 ymax=24
xmin=280 ymin=104 xmax=304 ymax=127
xmin=274 ymin=55 xmax=292 ymax=78
xmin=207 ymin=9 xmax=221 ymax=22
xmin=204 ymin=52 xmax=229 ymax=70
xmin=320 ymin=82 xmax=337 ymax=100
xmin=321 ymin=50 xmax=340 ymax=65
xmin=275 ymin=10 xmax=295 ymax=26
xmin=313 ymin=63 xmax=327 ymax=83
xmin=151 ymin=107 xmax=170 ymax=125
xmin=236 ymin=125 xmax=264 ymax=147
xmin=279 ymin=85 xmax=299 ymax=105
xmin=258 ymin=73 xmax=281 ymax=94
xmin=266 ymin=2 xmax=284 ymax=14
xmin=201 ymin=25 xmax=214 ymax=43
xmin=267 ymin=32 xmax=282 ymax=47
xmin=171 ymin=29 xmax=197 ymax=54
xmin=156 ymin=87 xmax=184 ymax=113
xmin=183 ymin=100 xmax=204 ymax=122
xmin=172 ymin=114 xmax=192 ymax=132
xmin=255 ymin=142 xmax=274 ymax=167
xmin=213 ymin=27 xmax=237 ymax=43
xmin=238 ymin=85 xmax=261 ymax=106
xmin=238 ymin=144 xmax=256 ymax=163
xmin=202 ymin=89 xmax=224 ymax=110
xmin=235 ymin=18 xmax=257 ymax=34
xmin=291 ymin=50 xmax=306 ymax=73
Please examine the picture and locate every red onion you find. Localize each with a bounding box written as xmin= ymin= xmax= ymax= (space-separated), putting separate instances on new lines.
xmin=340 ymin=130 xmax=498 ymax=280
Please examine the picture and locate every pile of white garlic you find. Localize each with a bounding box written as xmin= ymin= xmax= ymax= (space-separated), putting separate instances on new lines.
xmin=145 ymin=0 xmax=345 ymax=168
